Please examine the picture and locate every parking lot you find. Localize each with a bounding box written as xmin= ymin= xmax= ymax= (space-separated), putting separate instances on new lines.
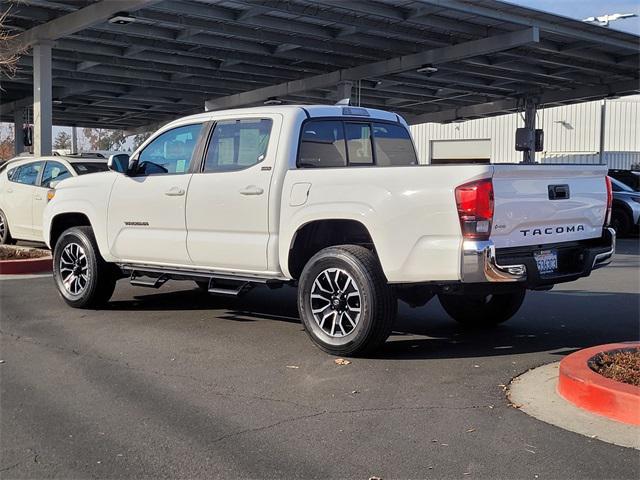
xmin=1 ymin=238 xmax=638 ymax=479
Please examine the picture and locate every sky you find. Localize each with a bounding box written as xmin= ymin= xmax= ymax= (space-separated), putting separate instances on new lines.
xmin=507 ymin=0 xmax=640 ymax=35
xmin=4 ymin=0 xmax=640 ymax=151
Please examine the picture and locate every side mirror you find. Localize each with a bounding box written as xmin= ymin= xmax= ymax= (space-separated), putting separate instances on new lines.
xmin=107 ymin=153 xmax=130 ymax=174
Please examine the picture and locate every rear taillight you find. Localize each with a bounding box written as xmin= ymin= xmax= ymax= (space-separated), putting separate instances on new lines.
xmin=455 ymin=178 xmax=494 ymax=241
xmin=605 ymin=176 xmax=613 ymax=226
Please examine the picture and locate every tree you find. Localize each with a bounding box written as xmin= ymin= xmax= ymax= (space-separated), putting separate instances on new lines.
xmin=0 ymin=4 xmax=26 ymax=79
xmin=0 ymin=124 xmax=15 ymax=161
xmin=53 ymin=131 xmax=71 ymax=150
xmin=82 ymin=128 xmax=127 ymax=151
xmin=132 ymin=132 xmax=152 ymax=150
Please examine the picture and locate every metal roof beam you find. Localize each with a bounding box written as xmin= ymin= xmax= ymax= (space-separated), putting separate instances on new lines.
xmin=417 ymin=0 xmax=639 ymax=52
xmin=205 ymin=27 xmax=539 ymax=110
xmin=406 ymin=79 xmax=640 ymax=124
xmin=8 ymin=0 xmax=160 ymax=51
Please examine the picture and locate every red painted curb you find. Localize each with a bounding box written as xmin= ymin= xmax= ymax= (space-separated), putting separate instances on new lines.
xmin=0 ymin=256 xmax=53 ymax=275
xmin=558 ymin=342 xmax=640 ymax=425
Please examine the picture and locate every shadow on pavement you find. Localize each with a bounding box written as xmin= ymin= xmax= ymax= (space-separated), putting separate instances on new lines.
xmin=105 ymin=281 xmax=639 ymax=361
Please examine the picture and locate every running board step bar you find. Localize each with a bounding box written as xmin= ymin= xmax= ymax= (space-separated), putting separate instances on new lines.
xmin=130 ymin=271 xmax=168 ymax=288
xmin=206 ymin=280 xmax=253 ymax=297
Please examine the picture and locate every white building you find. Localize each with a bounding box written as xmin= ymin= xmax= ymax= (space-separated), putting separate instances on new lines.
xmin=410 ymin=95 xmax=640 ymax=170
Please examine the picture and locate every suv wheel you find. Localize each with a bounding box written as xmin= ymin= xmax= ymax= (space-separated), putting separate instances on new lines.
xmin=297 ymin=245 xmax=396 ymax=356
xmin=438 ymin=289 xmax=526 ymax=328
xmin=0 ymin=209 xmax=15 ymax=245
xmin=53 ymin=226 xmax=117 ymax=308
xmin=610 ymin=209 xmax=631 ymax=237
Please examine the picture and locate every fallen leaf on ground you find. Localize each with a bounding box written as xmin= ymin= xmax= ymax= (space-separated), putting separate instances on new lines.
xmin=351 ymin=390 xmax=359 ymax=394
xmin=368 ymin=477 xmax=382 ymax=480
xmin=466 ymin=428 xmax=476 ymax=433
xmin=335 ymin=358 xmax=351 ymax=365
xmin=286 ymin=365 xmax=299 ymax=369
xmin=0 ymin=360 xmax=5 ymax=364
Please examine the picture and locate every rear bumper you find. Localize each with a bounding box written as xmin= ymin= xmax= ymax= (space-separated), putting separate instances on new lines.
xmin=461 ymin=228 xmax=615 ymax=287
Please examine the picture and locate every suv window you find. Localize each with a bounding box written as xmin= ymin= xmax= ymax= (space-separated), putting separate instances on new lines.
xmin=137 ymin=123 xmax=203 ymax=175
xmin=204 ymin=119 xmax=272 ymax=172
xmin=11 ymin=162 xmax=43 ymax=186
xmin=42 ymin=161 xmax=72 ymax=188
xmin=299 ymin=120 xmax=347 ymax=168
xmin=372 ymin=123 xmax=418 ymax=166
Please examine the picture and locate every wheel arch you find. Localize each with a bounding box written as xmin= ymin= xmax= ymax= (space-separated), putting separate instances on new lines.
xmin=285 ymin=218 xmax=377 ymax=280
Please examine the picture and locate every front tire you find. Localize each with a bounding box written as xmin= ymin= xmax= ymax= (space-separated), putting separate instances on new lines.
xmin=297 ymin=245 xmax=396 ymax=356
xmin=53 ymin=226 xmax=117 ymax=308
xmin=438 ymin=289 xmax=526 ymax=328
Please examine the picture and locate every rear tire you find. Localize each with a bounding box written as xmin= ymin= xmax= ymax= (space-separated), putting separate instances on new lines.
xmin=297 ymin=245 xmax=396 ymax=356
xmin=0 ymin=209 xmax=15 ymax=245
xmin=53 ymin=226 xmax=117 ymax=308
xmin=438 ymin=289 xmax=526 ymax=328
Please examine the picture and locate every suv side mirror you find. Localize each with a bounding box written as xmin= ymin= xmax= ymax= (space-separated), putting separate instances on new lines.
xmin=107 ymin=153 xmax=130 ymax=173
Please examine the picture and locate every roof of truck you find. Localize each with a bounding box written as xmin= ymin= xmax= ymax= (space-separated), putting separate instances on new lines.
xmin=163 ymin=105 xmax=404 ymax=132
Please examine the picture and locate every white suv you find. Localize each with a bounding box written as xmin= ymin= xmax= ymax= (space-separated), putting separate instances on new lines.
xmin=0 ymin=156 xmax=108 ymax=244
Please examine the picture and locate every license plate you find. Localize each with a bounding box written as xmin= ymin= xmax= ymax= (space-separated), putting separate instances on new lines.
xmin=534 ymin=249 xmax=558 ymax=275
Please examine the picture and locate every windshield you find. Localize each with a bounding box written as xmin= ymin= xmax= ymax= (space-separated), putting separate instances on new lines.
xmin=610 ymin=177 xmax=635 ymax=193
xmin=72 ymin=162 xmax=109 ymax=175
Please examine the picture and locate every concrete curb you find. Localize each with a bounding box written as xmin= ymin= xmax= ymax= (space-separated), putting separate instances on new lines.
xmin=0 ymin=256 xmax=53 ymax=275
xmin=558 ymin=343 xmax=640 ymax=426
xmin=509 ymin=362 xmax=639 ymax=450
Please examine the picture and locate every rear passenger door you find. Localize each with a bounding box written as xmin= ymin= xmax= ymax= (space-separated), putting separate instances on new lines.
xmin=186 ymin=116 xmax=280 ymax=272
xmin=4 ymin=161 xmax=44 ymax=240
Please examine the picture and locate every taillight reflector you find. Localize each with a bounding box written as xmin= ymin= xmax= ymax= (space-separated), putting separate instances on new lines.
xmin=455 ymin=178 xmax=494 ymax=240
xmin=605 ymin=176 xmax=613 ymax=226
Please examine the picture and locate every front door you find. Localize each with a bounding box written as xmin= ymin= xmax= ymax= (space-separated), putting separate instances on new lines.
xmin=107 ymin=123 xmax=204 ymax=266
xmin=186 ymin=117 xmax=279 ymax=273
xmin=34 ymin=161 xmax=73 ymax=241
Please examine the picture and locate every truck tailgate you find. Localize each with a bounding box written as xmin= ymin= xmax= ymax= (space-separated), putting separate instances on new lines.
xmin=491 ymin=164 xmax=608 ymax=248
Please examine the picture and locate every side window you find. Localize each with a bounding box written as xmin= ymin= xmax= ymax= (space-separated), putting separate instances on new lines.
xmin=137 ymin=123 xmax=203 ymax=175
xmin=204 ymin=119 xmax=272 ymax=172
xmin=372 ymin=123 xmax=418 ymax=166
xmin=7 ymin=168 xmax=16 ymax=181
xmin=41 ymin=161 xmax=72 ymax=188
xmin=345 ymin=123 xmax=373 ymax=165
xmin=11 ymin=162 xmax=43 ymax=186
xmin=298 ymin=120 xmax=347 ymax=168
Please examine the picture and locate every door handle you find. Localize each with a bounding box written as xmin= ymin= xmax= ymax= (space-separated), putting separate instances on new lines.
xmin=34 ymin=195 xmax=43 ymax=201
xmin=239 ymin=185 xmax=264 ymax=196
xmin=165 ymin=187 xmax=185 ymax=196
xmin=6 ymin=188 xmax=12 ymax=193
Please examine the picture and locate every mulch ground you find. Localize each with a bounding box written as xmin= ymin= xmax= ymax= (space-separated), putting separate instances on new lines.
xmin=0 ymin=245 xmax=51 ymax=261
xmin=590 ymin=348 xmax=640 ymax=387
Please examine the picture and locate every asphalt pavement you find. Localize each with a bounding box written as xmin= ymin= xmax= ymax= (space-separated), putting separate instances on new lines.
xmin=1 ymin=239 xmax=639 ymax=479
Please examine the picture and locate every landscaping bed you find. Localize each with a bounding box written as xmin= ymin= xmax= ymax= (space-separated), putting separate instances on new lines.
xmin=0 ymin=245 xmax=50 ymax=260
xmin=0 ymin=245 xmax=52 ymax=274
xmin=590 ymin=348 xmax=640 ymax=387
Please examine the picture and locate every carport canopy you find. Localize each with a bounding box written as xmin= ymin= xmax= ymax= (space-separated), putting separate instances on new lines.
xmin=1 ymin=0 xmax=639 ymax=154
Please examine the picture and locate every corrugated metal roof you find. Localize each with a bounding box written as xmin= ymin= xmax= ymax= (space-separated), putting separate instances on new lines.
xmin=1 ymin=0 xmax=638 ymax=130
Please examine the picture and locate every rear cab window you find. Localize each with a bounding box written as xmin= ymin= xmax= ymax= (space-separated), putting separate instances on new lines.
xmin=72 ymin=162 xmax=109 ymax=175
xmin=297 ymin=118 xmax=417 ymax=168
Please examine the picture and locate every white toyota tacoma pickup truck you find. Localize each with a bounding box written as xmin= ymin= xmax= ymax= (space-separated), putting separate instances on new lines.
xmin=43 ymin=105 xmax=615 ymax=355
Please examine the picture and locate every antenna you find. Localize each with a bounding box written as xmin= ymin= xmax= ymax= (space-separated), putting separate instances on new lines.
xmin=335 ymin=98 xmax=351 ymax=106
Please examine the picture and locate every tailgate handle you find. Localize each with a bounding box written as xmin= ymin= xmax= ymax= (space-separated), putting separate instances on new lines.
xmin=548 ymin=184 xmax=570 ymax=200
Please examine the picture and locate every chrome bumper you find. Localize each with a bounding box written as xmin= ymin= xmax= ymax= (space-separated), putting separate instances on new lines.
xmin=592 ymin=227 xmax=616 ymax=270
xmin=460 ymin=227 xmax=616 ymax=284
xmin=461 ymin=240 xmax=527 ymax=283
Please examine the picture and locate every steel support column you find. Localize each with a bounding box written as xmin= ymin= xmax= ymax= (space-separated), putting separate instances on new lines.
xmin=71 ymin=126 xmax=78 ymax=154
xmin=522 ymin=97 xmax=537 ymax=164
xmin=14 ymin=109 xmax=25 ymax=156
xmin=336 ymin=81 xmax=353 ymax=103
xmin=33 ymin=42 xmax=53 ymax=157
